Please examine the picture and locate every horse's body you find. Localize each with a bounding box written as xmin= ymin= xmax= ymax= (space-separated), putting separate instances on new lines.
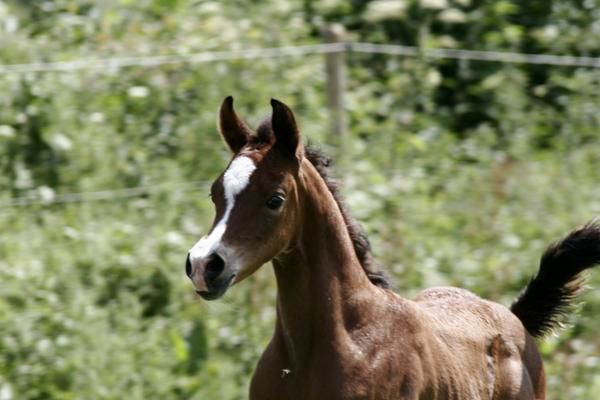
xmin=253 ymin=288 xmax=542 ymax=400
xmin=248 ymin=157 xmax=543 ymax=400
xmin=186 ymin=97 xmax=600 ymax=400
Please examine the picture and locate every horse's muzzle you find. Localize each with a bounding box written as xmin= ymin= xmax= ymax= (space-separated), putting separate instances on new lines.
xmin=186 ymin=252 xmax=235 ymax=300
xmin=196 ymin=272 xmax=236 ymax=300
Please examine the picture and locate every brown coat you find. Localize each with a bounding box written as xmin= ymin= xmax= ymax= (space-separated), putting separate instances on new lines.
xmin=186 ymin=97 xmax=600 ymax=400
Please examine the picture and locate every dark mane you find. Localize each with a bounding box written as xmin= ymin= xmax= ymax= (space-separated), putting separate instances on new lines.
xmin=304 ymin=146 xmax=391 ymax=289
xmin=252 ymin=118 xmax=390 ymax=288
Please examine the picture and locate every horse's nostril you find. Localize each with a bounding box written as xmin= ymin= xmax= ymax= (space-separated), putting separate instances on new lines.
xmin=204 ymin=254 xmax=225 ymax=285
xmin=185 ymin=253 xmax=192 ymax=278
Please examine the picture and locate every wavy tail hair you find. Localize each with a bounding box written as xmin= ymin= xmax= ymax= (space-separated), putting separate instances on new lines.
xmin=511 ymin=220 xmax=600 ymax=338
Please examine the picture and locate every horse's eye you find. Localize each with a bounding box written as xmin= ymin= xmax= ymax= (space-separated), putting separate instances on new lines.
xmin=266 ymin=194 xmax=285 ymax=210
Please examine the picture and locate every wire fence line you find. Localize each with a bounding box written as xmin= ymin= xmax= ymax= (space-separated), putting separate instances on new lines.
xmin=0 ymin=42 xmax=599 ymax=75
xmin=0 ymin=43 xmax=346 ymax=74
xmin=351 ymin=43 xmax=600 ymax=68
xmin=0 ymin=168 xmax=400 ymax=208
xmin=0 ymin=181 xmax=211 ymax=208
xmin=1 ymin=42 xmax=598 ymax=207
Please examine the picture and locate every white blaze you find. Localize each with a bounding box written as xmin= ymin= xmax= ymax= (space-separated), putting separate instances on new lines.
xmin=189 ymin=156 xmax=256 ymax=262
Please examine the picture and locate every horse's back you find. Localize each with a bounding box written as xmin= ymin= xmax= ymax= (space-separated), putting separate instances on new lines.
xmin=412 ymin=286 xmax=545 ymax=399
xmin=414 ymin=286 xmax=526 ymax=340
xmin=414 ymin=286 xmax=510 ymax=331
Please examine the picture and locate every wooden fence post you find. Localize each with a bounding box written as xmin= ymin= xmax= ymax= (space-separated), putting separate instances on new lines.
xmin=322 ymin=24 xmax=349 ymax=170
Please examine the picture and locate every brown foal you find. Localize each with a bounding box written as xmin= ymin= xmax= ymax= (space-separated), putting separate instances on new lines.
xmin=185 ymin=97 xmax=600 ymax=400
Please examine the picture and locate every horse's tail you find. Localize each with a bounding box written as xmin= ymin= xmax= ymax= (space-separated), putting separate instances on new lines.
xmin=510 ymin=220 xmax=600 ymax=338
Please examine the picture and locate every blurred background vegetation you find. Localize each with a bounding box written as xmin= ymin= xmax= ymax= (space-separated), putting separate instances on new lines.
xmin=0 ymin=0 xmax=599 ymax=399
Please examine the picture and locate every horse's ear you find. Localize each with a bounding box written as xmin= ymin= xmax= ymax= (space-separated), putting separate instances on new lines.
xmin=219 ymin=96 xmax=252 ymax=153
xmin=270 ymin=98 xmax=302 ymax=159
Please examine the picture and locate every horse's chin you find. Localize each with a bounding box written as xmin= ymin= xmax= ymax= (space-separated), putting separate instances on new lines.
xmin=196 ymin=290 xmax=226 ymax=301
xmin=195 ymin=273 xmax=236 ymax=301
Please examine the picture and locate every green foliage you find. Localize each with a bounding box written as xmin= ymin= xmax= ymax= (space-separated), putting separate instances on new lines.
xmin=1 ymin=0 xmax=599 ymax=399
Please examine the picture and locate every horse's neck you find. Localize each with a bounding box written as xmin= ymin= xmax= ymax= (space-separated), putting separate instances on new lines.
xmin=272 ymin=160 xmax=377 ymax=367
